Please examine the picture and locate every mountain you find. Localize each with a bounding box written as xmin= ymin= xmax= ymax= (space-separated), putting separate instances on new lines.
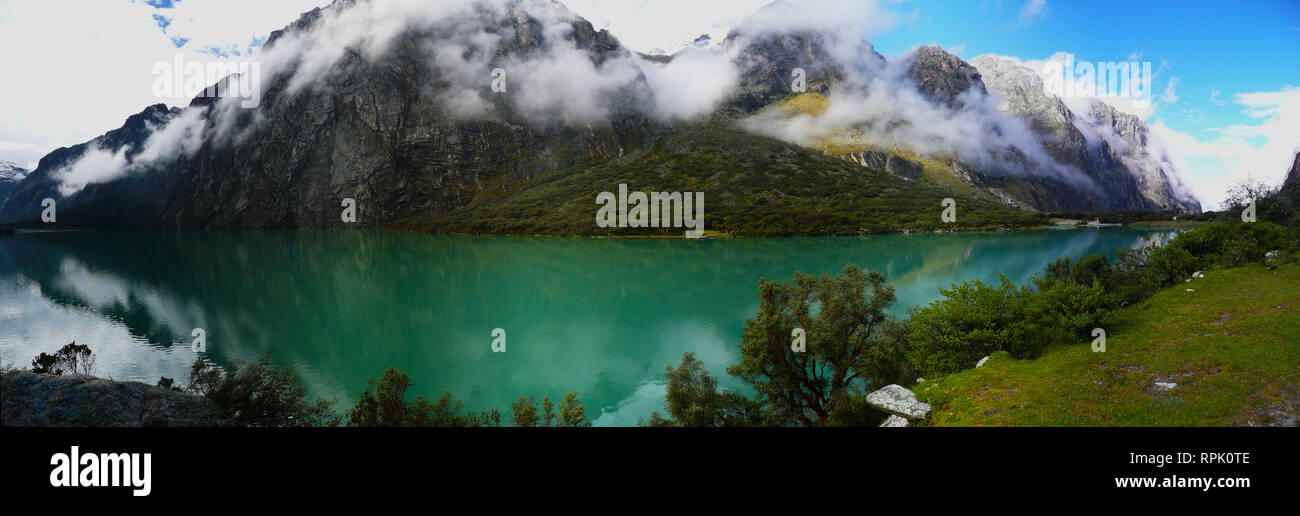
xmin=0 ymin=160 xmax=28 ymax=207
xmin=972 ymin=54 xmax=1198 ymax=213
xmin=744 ymin=44 xmax=1198 ymax=213
xmin=2 ymin=0 xmax=662 ymax=229
xmin=1286 ymin=152 xmax=1300 ymax=190
xmin=0 ymin=0 xmax=1199 ymax=232
xmin=910 ymin=45 xmax=986 ymax=108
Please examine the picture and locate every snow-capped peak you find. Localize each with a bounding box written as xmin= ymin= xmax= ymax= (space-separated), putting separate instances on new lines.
xmin=646 ymin=31 xmax=728 ymax=56
xmin=0 ymin=160 xmax=29 ymax=181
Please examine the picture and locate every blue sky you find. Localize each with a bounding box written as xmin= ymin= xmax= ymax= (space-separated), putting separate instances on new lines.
xmin=868 ymin=0 xmax=1300 ymax=208
xmin=872 ymin=0 xmax=1299 ymax=138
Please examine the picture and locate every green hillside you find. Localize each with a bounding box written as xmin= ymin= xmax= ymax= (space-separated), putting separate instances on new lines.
xmin=917 ymin=263 xmax=1300 ymax=426
xmin=396 ymin=123 xmax=1046 ymax=237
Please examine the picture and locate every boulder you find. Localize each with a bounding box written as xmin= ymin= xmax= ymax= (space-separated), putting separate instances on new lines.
xmin=866 ymin=384 xmax=931 ymax=419
xmin=880 ymin=415 xmax=909 ymax=427
xmin=1 ymin=370 xmax=230 ymax=427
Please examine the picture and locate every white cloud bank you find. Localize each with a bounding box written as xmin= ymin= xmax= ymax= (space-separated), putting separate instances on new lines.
xmin=1152 ymin=86 xmax=1300 ymax=209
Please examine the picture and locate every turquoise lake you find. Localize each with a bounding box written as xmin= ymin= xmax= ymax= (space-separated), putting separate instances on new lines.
xmin=0 ymin=228 xmax=1173 ymax=425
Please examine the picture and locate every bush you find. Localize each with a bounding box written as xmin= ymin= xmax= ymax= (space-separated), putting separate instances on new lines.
xmin=645 ymin=352 xmax=764 ymax=427
xmin=30 ymin=342 xmax=96 ymax=376
xmin=1168 ymin=221 xmax=1292 ymax=269
xmin=729 ymin=264 xmax=904 ymax=426
xmin=1023 ymin=280 xmax=1111 ymax=345
xmin=1106 ymin=244 xmax=1199 ymax=305
xmin=187 ymin=353 xmax=338 ymax=427
xmin=906 ymin=276 xmax=1040 ymax=377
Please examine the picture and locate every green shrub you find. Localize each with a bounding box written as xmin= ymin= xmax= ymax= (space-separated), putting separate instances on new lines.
xmin=187 ymin=353 xmax=338 ymax=427
xmin=1169 ymin=221 xmax=1292 ymax=269
xmin=1105 ymin=244 xmax=1199 ymax=305
xmin=30 ymin=342 xmax=96 ymax=376
xmin=906 ymin=276 xmax=1040 ymax=377
xmin=348 ymin=367 xmax=499 ymax=427
xmin=347 ymin=367 xmax=586 ymax=427
xmin=645 ymin=352 xmax=763 ymax=427
xmin=729 ymin=264 xmax=904 ymax=426
xmin=1023 ymin=280 xmax=1111 ymax=345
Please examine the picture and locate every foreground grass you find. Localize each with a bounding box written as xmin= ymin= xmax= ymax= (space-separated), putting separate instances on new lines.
xmin=917 ymin=263 xmax=1300 ymax=426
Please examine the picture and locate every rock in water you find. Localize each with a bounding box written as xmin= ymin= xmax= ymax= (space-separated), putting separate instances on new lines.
xmin=866 ymin=384 xmax=932 ymax=419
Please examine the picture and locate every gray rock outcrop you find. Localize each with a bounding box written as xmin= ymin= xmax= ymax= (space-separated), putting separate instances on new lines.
xmin=880 ymin=415 xmax=909 ymax=427
xmin=866 ymin=384 xmax=931 ymax=420
xmin=1 ymin=370 xmax=229 ymax=427
xmin=971 ymin=54 xmax=1200 ymax=213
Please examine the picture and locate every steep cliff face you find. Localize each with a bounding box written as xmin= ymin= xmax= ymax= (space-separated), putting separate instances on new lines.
xmin=722 ymin=25 xmax=887 ymax=116
xmin=909 ymin=45 xmax=987 ymax=108
xmin=162 ymin=10 xmax=660 ymax=229
xmin=2 ymin=0 xmax=663 ymax=229
xmin=1285 ymin=152 xmax=1300 ymax=189
xmin=971 ymin=54 xmax=1199 ymax=213
xmin=0 ymin=105 xmax=181 ymax=227
xmin=0 ymin=0 xmax=1203 ymax=230
xmin=1084 ymin=99 xmax=1199 ymax=212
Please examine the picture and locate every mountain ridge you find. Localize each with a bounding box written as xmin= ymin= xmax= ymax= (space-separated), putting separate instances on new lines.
xmin=0 ymin=0 xmax=1202 ymax=231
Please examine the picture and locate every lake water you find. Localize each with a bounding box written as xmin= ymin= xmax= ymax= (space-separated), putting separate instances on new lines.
xmin=0 ymin=228 xmax=1172 ymax=426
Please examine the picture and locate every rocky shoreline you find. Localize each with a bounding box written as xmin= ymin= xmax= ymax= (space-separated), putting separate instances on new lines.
xmin=1 ymin=370 xmax=229 ymax=427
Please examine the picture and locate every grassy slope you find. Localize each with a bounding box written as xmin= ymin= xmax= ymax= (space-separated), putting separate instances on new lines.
xmin=917 ymin=263 xmax=1300 ymax=426
xmin=396 ymin=122 xmax=1046 ymax=237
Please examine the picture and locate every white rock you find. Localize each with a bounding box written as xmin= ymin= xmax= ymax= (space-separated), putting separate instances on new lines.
xmin=1154 ymin=382 xmax=1177 ymax=391
xmin=1186 ymin=289 xmax=1195 ymax=292
xmin=976 ymin=355 xmax=990 ymax=368
xmin=916 ymin=377 xmax=925 ymax=383
xmin=866 ymin=384 xmax=932 ymax=419
xmin=880 ymin=415 xmax=909 ymax=427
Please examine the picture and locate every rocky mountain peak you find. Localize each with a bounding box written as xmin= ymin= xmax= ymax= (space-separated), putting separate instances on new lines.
xmin=908 ymin=45 xmax=987 ymax=107
xmin=0 ymin=160 xmax=27 ymax=181
xmin=971 ymin=54 xmax=1199 ymax=213
xmin=724 ymin=30 xmax=847 ymax=114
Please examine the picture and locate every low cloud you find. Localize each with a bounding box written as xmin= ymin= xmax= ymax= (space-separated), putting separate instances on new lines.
xmin=1153 ymin=85 xmax=1300 ymax=209
xmin=638 ymin=48 xmax=741 ymax=121
xmin=54 ymin=144 xmax=131 ymax=197
xmin=742 ymin=53 xmax=1092 ymax=189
